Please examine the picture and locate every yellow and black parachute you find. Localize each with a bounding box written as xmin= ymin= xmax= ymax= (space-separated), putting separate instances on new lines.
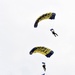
xmin=29 ymin=46 xmax=54 ymax=58
xmin=34 ymin=12 xmax=56 ymax=28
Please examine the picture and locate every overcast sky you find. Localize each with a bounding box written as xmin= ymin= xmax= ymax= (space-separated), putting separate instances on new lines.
xmin=0 ymin=0 xmax=75 ymax=75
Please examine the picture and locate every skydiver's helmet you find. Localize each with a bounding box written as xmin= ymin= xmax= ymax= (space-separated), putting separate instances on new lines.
xmin=50 ymin=13 xmax=56 ymax=19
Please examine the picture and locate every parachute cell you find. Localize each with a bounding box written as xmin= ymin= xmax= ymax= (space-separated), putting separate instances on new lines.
xmin=34 ymin=12 xmax=56 ymax=28
xmin=29 ymin=46 xmax=54 ymax=58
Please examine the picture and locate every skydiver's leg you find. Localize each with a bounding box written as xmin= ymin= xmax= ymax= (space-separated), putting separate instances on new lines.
xmin=54 ymin=33 xmax=56 ymax=37
xmin=53 ymin=32 xmax=58 ymax=37
xmin=55 ymin=33 xmax=58 ymax=36
xmin=43 ymin=65 xmax=46 ymax=71
xmin=54 ymin=35 xmax=56 ymax=37
xmin=44 ymin=67 xmax=46 ymax=71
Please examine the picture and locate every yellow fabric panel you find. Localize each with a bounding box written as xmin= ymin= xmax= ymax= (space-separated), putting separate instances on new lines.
xmin=37 ymin=12 xmax=52 ymax=22
xmin=33 ymin=47 xmax=51 ymax=56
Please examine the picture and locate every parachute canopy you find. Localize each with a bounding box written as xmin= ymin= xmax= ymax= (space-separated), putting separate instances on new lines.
xmin=34 ymin=12 xmax=56 ymax=28
xmin=29 ymin=46 xmax=54 ymax=58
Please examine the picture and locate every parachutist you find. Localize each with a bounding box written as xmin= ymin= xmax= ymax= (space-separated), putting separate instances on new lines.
xmin=42 ymin=62 xmax=46 ymax=71
xmin=50 ymin=29 xmax=58 ymax=37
